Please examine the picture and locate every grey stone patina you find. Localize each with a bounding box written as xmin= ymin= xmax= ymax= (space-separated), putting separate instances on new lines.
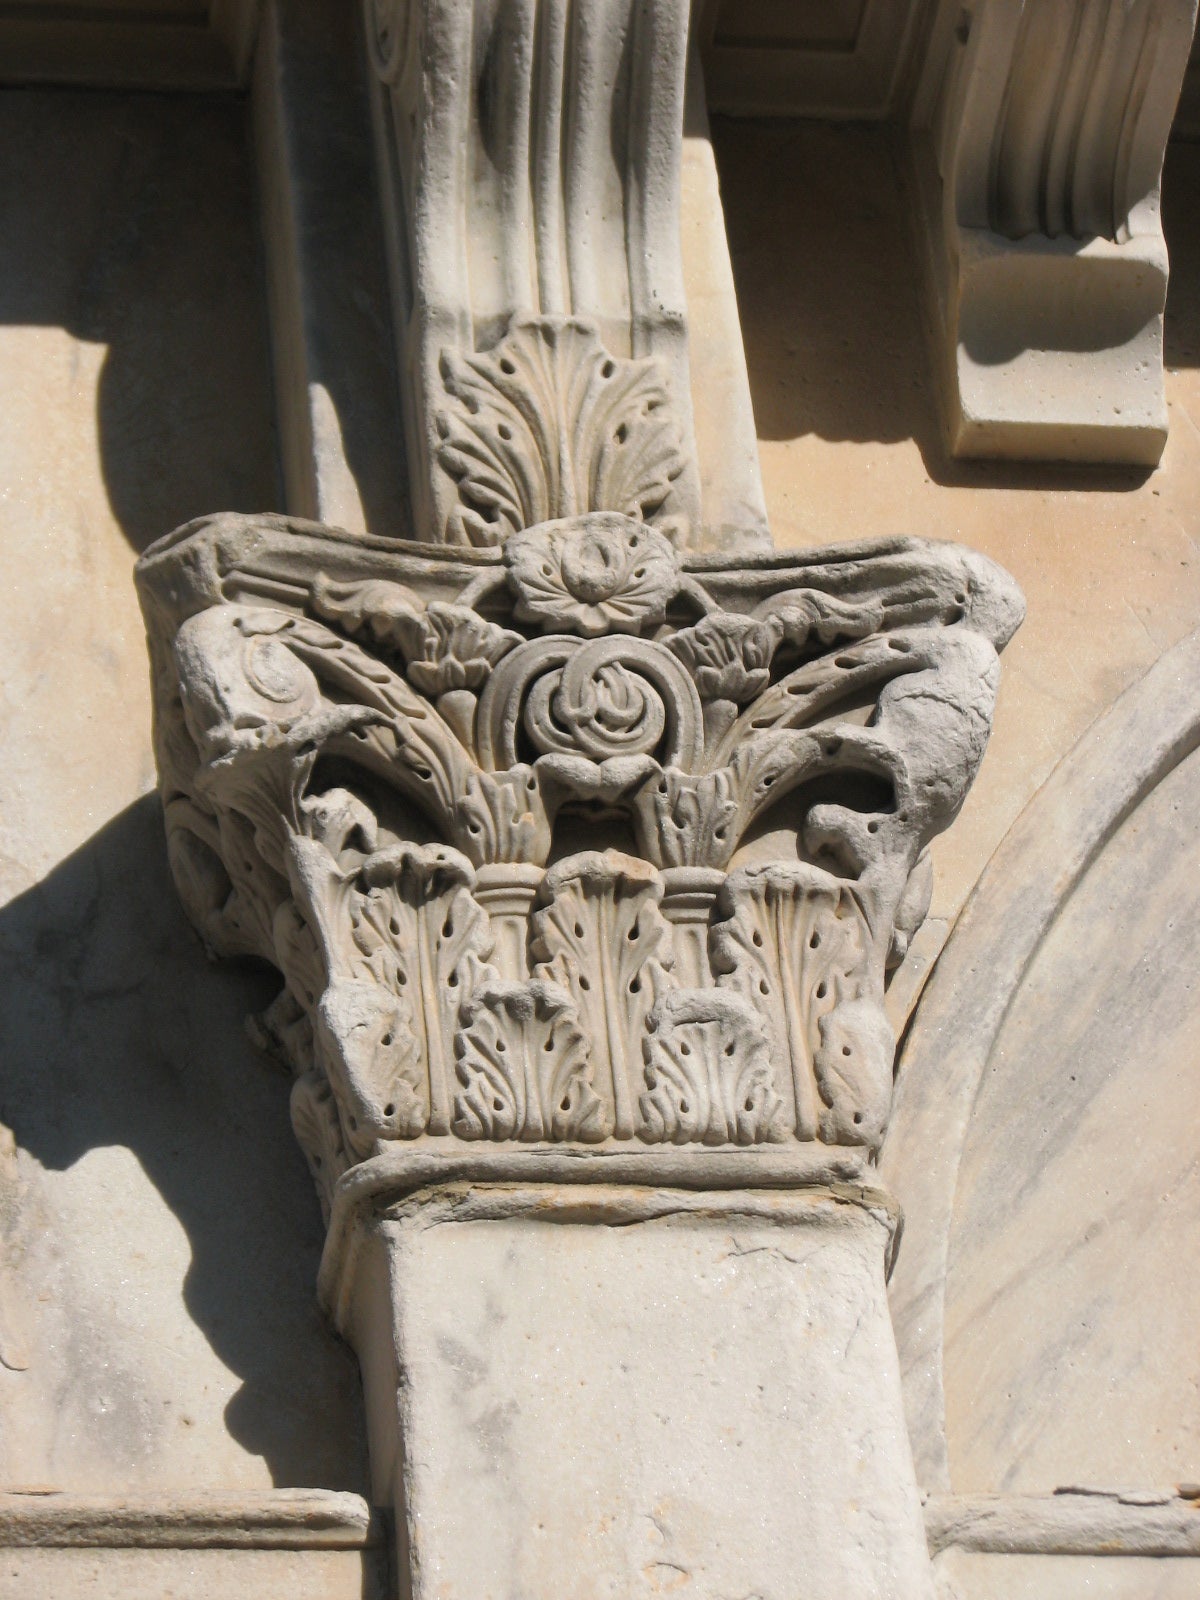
xmin=137 ymin=512 xmax=1021 ymax=1201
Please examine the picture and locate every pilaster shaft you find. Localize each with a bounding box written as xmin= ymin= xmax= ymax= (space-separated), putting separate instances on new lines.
xmin=333 ymin=1180 xmax=933 ymax=1600
xmin=365 ymin=0 xmax=766 ymax=548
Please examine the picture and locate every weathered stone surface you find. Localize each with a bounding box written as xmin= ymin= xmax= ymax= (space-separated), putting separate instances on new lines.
xmin=5 ymin=35 xmax=1200 ymax=1600
xmin=137 ymin=511 xmax=1020 ymax=1209
xmin=0 ymin=1548 xmax=385 ymax=1600
xmin=337 ymin=1183 xmax=934 ymax=1600
xmin=0 ymin=88 xmax=366 ymax=1497
xmin=718 ymin=121 xmax=1200 ymax=931
xmin=931 ymin=1550 xmax=1200 ymax=1600
xmin=884 ymin=627 xmax=1200 ymax=1495
xmin=909 ymin=0 xmax=1198 ymax=466
xmin=941 ymin=744 xmax=1200 ymax=1491
xmin=364 ymin=0 xmax=767 ymax=550
xmin=253 ymin=0 xmax=408 ymax=536
xmin=0 ymin=1483 xmax=384 ymax=1595
xmin=924 ymin=1489 xmax=1200 ymax=1558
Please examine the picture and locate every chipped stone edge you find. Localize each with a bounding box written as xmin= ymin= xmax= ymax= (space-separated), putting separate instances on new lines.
xmin=316 ymin=1143 xmax=892 ymax=1329
xmin=924 ymin=1489 xmax=1200 ymax=1558
xmin=0 ymin=1489 xmax=381 ymax=1549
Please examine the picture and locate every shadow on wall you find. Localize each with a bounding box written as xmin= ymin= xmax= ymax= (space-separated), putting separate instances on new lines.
xmin=0 ymin=795 xmax=369 ymax=1492
xmin=712 ymin=119 xmax=1200 ymax=489
xmin=1164 ymin=137 xmax=1200 ymax=372
xmin=0 ymin=87 xmax=280 ymax=555
xmin=0 ymin=86 xmax=379 ymax=1491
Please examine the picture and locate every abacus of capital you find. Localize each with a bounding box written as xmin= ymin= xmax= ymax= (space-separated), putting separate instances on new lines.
xmin=138 ymin=3 xmax=1023 ymax=1596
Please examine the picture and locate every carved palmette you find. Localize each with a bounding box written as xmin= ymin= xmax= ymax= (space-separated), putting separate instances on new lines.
xmin=437 ymin=320 xmax=691 ymax=548
xmin=265 ymin=840 xmax=896 ymax=1166
xmin=138 ymin=508 xmax=1022 ymax=1179
xmin=639 ymin=989 xmax=785 ymax=1147
xmin=452 ymin=979 xmax=604 ymax=1143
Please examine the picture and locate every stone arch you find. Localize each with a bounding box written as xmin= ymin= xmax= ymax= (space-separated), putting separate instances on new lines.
xmin=884 ymin=624 xmax=1200 ymax=1491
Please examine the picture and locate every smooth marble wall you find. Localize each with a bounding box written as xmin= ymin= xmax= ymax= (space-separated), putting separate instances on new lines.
xmin=941 ymin=741 xmax=1200 ymax=1493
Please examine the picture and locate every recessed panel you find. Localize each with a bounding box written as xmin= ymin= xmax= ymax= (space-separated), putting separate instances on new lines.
xmin=712 ymin=0 xmax=867 ymax=52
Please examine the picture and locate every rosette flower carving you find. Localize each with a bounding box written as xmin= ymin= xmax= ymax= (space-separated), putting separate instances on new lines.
xmin=506 ymin=513 xmax=679 ymax=638
xmin=666 ymin=614 xmax=777 ymax=704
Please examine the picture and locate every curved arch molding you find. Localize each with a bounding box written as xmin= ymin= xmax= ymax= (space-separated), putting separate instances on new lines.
xmin=883 ymin=624 xmax=1200 ymax=1491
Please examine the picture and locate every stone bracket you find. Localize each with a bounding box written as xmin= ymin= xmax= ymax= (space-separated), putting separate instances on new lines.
xmin=909 ymin=0 xmax=1198 ymax=466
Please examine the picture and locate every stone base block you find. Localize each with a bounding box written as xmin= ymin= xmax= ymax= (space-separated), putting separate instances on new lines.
xmin=0 ymin=1489 xmax=386 ymax=1600
xmin=931 ymin=1549 xmax=1200 ymax=1600
xmin=336 ymin=1182 xmax=934 ymax=1600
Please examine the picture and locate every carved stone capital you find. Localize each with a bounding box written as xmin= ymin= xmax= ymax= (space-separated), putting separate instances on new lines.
xmin=123 ymin=8 xmax=1027 ymax=1594
xmin=137 ymin=510 xmax=1022 ymax=1218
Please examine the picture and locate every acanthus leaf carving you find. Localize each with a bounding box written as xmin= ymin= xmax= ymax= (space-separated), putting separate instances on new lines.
xmin=638 ymin=989 xmax=784 ymax=1147
xmin=137 ymin=510 xmax=1021 ymax=1194
xmin=530 ymin=851 xmax=674 ymax=1140
xmin=287 ymin=837 xmax=495 ymax=1145
xmin=759 ymin=587 xmax=886 ymax=652
xmin=313 ymin=978 xmax=425 ymax=1157
xmin=666 ymin=613 xmax=777 ymax=704
xmin=813 ymin=998 xmax=896 ymax=1150
xmin=452 ymin=980 xmax=604 ymax=1143
xmin=290 ymin=1070 xmax=353 ymax=1225
xmin=312 ymin=575 xmax=522 ymax=695
xmin=454 ymin=766 xmax=550 ymax=868
xmin=710 ymin=863 xmax=887 ymax=1146
xmin=437 ymin=319 xmax=689 ymax=547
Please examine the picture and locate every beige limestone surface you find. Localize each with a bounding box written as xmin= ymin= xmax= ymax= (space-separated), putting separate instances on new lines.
xmin=348 ymin=1186 xmax=934 ymax=1600
xmin=714 ymin=120 xmax=1200 ymax=926
xmin=931 ymin=1549 xmax=1200 ymax=1599
xmin=2 ymin=78 xmax=1198 ymax=1599
xmin=0 ymin=1547 xmax=385 ymax=1600
xmin=718 ymin=121 xmax=1200 ymax=1590
xmin=0 ymin=89 xmax=367 ymax=1495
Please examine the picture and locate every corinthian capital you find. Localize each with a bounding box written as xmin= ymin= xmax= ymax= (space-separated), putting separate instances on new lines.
xmin=137 ymin=510 xmax=1022 ymax=1214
